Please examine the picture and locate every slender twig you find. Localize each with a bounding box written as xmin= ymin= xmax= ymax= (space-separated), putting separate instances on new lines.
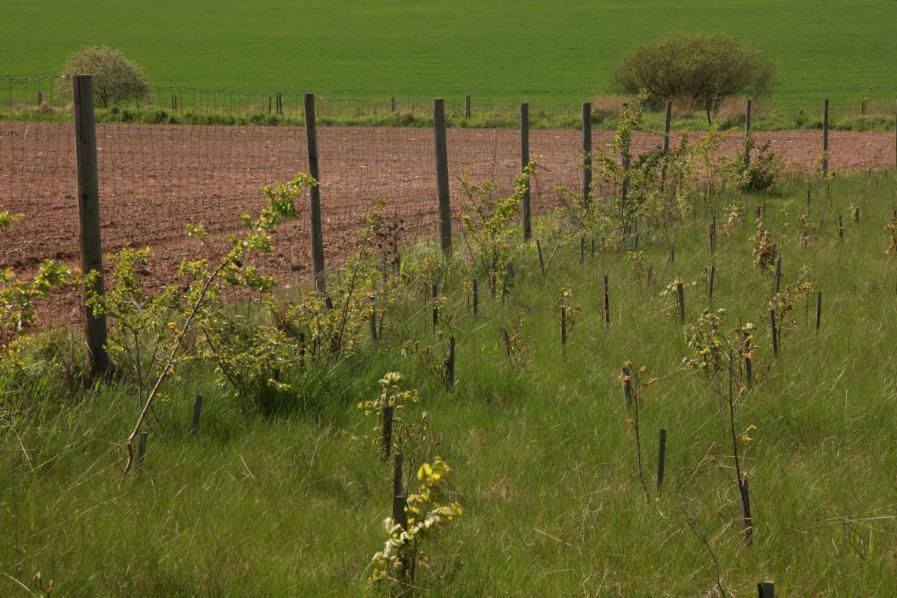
xmin=123 ymin=260 xmax=228 ymax=475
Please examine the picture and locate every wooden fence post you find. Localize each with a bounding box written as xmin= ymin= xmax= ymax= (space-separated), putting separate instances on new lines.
xmin=434 ymin=99 xmax=452 ymax=255
xmin=464 ymin=95 xmax=471 ymax=119
xmin=431 ymin=283 xmax=439 ymax=331
xmin=757 ymin=581 xmax=775 ymax=598
xmin=744 ymin=98 xmax=753 ymax=166
xmin=72 ymin=75 xmax=110 ymax=377
xmin=304 ymin=94 xmax=327 ymax=292
xmin=521 ymin=102 xmax=531 ymax=241
xmin=822 ymin=99 xmax=830 ymax=176
xmin=582 ymin=102 xmax=592 ymax=206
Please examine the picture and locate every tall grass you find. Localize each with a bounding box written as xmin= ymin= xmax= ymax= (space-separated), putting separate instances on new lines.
xmin=3 ymin=172 xmax=897 ymax=594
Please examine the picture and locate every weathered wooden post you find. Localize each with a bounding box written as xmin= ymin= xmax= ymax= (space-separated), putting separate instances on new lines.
xmin=520 ymin=102 xmax=531 ymax=241
xmin=72 ymin=75 xmax=110 ymax=377
xmin=582 ymin=102 xmax=592 ymax=206
xmin=744 ymin=98 xmax=753 ymax=166
xmin=757 ymin=581 xmax=775 ymax=598
xmin=304 ymin=94 xmax=327 ymax=292
xmin=464 ymin=95 xmax=471 ymax=119
xmin=434 ymin=99 xmax=452 ymax=255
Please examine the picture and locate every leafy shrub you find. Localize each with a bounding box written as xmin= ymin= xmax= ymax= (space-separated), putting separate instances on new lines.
xmin=63 ymin=46 xmax=150 ymax=107
xmin=614 ymin=33 xmax=775 ymax=121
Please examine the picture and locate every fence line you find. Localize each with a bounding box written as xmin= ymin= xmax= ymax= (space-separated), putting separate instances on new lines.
xmin=2 ymin=86 xmax=897 ymax=333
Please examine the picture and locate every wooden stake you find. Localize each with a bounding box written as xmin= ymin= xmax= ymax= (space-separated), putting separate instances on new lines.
xmin=381 ymin=405 xmax=394 ymax=461
xmin=445 ymin=336 xmax=456 ymax=390
xmin=536 ymin=240 xmax=545 ymax=274
xmin=603 ymin=274 xmax=610 ymax=326
xmin=472 ymin=276 xmax=479 ymax=316
xmin=815 ymin=290 xmax=822 ymax=332
xmin=770 ymin=309 xmax=779 ymax=357
xmin=431 ymin=283 xmax=438 ymax=331
xmin=560 ymin=307 xmax=567 ymax=347
xmin=72 ymin=75 xmax=110 ymax=377
xmin=191 ymin=395 xmax=203 ymax=435
xmin=657 ymin=427 xmax=667 ymax=491
xmin=622 ymin=365 xmax=632 ymax=407
xmin=392 ymin=453 xmax=407 ymax=529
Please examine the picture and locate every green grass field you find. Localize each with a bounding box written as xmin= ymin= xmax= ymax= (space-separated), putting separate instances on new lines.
xmin=3 ymin=166 xmax=897 ymax=594
xmin=3 ymin=0 xmax=897 ymax=114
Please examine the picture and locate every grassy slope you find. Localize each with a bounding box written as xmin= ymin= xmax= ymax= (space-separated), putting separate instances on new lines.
xmin=2 ymin=1 xmax=897 ymax=112
xmin=3 ymin=172 xmax=897 ymax=594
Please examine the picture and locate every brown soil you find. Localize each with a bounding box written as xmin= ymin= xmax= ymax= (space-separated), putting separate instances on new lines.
xmin=1 ymin=123 xmax=894 ymax=326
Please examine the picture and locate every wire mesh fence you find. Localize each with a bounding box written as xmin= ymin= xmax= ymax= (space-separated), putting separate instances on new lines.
xmin=3 ymin=79 xmax=897 ymax=330
xmin=0 ymin=120 xmax=598 ymax=295
xmin=7 ymin=75 xmax=895 ymax=130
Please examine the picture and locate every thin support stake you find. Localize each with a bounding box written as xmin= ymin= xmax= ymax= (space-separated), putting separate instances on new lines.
xmin=191 ymin=395 xmax=203 ymax=435
xmin=657 ymin=428 xmax=667 ymax=491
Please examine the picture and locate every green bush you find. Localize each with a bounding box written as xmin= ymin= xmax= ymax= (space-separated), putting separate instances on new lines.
xmin=614 ymin=33 xmax=775 ymax=122
xmin=63 ymin=46 xmax=150 ymax=107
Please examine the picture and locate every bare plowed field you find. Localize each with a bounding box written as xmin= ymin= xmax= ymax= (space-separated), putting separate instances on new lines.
xmin=1 ymin=123 xmax=893 ymax=324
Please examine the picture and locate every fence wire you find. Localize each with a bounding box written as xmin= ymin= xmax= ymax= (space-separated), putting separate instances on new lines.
xmin=3 ymin=116 xmax=897 ymax=326
xmin=0 ymin=121 xmax=597 ymax=294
